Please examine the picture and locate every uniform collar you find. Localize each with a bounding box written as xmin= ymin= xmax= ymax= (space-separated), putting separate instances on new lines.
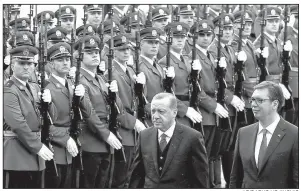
xmin=81 ymin=67 xmax=95 ymax=78
xmin=52 ymin=73 xmax=66 ymax=86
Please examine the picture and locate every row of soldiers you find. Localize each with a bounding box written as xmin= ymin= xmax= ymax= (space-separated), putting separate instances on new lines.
xmin=3 ymin=4 xmax=299 ymax=188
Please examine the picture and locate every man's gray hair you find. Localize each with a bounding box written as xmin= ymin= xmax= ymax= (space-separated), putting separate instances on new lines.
xmin=152 ymin=92 xmax=177 ymax=110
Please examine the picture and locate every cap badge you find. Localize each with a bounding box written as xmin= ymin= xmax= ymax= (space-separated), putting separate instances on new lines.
xmin=66 ymin=8 xmax=71 ymax=14
xmin=23 ymin=34 xmax=28 ymax=41
xmin=202 ymin=22 xmax=208 ymax=28
xmin=134 ymin=15 xmax=138 ymax=21
xmin=187 ymin=5 xmax=191 ymax=11
xmin=45 ymin=13 xmax=51 ymax=20
xmin=245 ymin=13 xmax=250 ymax=18
xmin=177 ymin=25 xmax=182 ymax=31
xmin=22 ymin=20 xmax=27 ymax=27
xmin=121 ymin=36 xmax=127 ymax=43
xmin=225 ymin=16 xmax=230 ymax=22
xmin=112 ymin=22 xmax=116 ymax=27
xmin=271 ymin=9 xmax=276 ymax=15
xmin=23 ymin=49 xmax=29 ymax=56
xmin=159 ymin=9 xmax=165 ymax=15
xmin=59 ymin=46 xmax=66 ymax=53
xmin=152 ymin=30 xmax=157 ymax=36
xmin=90 ymin=38 xmax=95 ymax=45
xmin=88 ymin=26 xmax=93 ymax=32
xmin=56 ymin=30 xmax=62 ymax=37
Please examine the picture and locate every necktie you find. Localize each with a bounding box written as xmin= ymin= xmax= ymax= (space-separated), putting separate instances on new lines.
xmin=258 ymin=129 xmax=268 ymax=169
xmin=224 ymin=45 xmax=229 ymax=54
xmin=153 ymin=60 xmax=157 ymax=69
xmin=180 ymin=55 xmax=185 ymax=63
xmin=25 ymin=83 xmax=33 ymax=97
xmin=65 ymin=80 xmax=69 ymax=89
xmin=159 ymin=133 xmax=168 ymax=152
xmin=125 ymin=69 xmax=131 ymax=79
xmin=206 ymin=51 xmax=210 ymax=60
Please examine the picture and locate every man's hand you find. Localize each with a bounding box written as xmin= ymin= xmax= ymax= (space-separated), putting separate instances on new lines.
xmin=133 ymin=72 xmax=146 ymax=85
xmin=279 ymin=83 xmax=291 ymax=100
xmin=134 ymin=119 xmax=146 ymax=133
xmin=69 ymin=66 xmax=76 ymax=79
xmin=186 ymin=107 xmax=203 ymax=123
xmin=37 ymin=144 xmax=54 ymax=161
xmin=66 ymin=138 xmax=79 ymax=157
xmin=192 ymin=59 xmax=202 ymax=73
xmin=231 ymin=95 xmax=245 ymax=111
xmin=284 ymin=40 xmax=293 ymax=52
xmin=218 ymin=57 xmax=227 ymax=68
xmin=106 ymin=80 xmax=118 ymax=93
xmin=39 ymin=89 xmax=52 ymax=103
xmin=256 ymin=47 xmax=269 ymax=58
xmin=237 ymin=51 xmax=247 ymax=62
xmin=74 ymin=84 xmax=85 ymax=97
xmin=98 ymin=61 xmax=106 ymax=72
xmin=163 ymin=66 xmax=175 ymax=78
xmin=106 ymin=132 xmax=122 ymax=150
xmin=214 ymin=103 xmax=229 ymax=118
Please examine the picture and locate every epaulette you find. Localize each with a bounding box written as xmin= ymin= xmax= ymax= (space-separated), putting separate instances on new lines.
xmin=5 ymin=80 xmax=14 ymax=87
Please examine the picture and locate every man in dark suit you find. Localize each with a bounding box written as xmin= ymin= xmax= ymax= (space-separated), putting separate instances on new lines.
xmin=129 ymin=93 xmax=209 ymax=188
xmin=230 ymin=81 xmax=298 ymax=189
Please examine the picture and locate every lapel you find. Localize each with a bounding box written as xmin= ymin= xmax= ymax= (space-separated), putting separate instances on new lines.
xmin=80 ymin=68 xmax=101 ymax=89
xmin=197 ymin=48 xmax=216 ymax=72
xmin=12 ymin=77 xmax=34 ymax=102
xmin=258 ymin=118 xmax=286 ymax=175
xmin=113 ymin=60 xmax=131 ymax=85
xmin=150 ymin=128 xmax=160 ymax=177
xmin=49 ymin=75 xmax=69 ymax=98
xmin=140 ymin=56 xmax=163 ymax=78
xmin=250 ymin=123 xmax=259 ymax=173
xmin=170 ymin=53 xmax=189 ymax=73
xmin=161 ymin=123 xmax=184 ymax=177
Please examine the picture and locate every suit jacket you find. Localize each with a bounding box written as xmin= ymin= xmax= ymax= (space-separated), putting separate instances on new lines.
xmin=3 ymin=77 xmax=56 ymax=171
xmin=229 ymin=118 xmax=299 ymax=189
xmin=129 ymin=123 xmax=209 ymax=188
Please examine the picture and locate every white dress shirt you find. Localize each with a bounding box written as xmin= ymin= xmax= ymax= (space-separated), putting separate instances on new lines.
xmin=52 ymin=74 xmax=66 ymax=86
xmin=114 ymin=59 xmax=127 ymax=73
xmin=170 ymin=50 xmax=181 ymax=60
xmin=81 ymin=67 xmax=95 ymax=78
xmin=158 ymin=121 xmax=176 ymax=145
xmin=196 ymin=44 xmax=208 ymax=56
xmin=255 ymin=114 xmax=280 ymax=166
xmin=264 ymin=32 xmax=276 ymax=42
xmin=141 ymin=55 xmax=156 ymax=67
xmin=15 ymin=76 xmax=26 ymax=86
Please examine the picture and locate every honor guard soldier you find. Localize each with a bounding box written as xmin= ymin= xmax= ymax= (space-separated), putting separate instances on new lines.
xmin=120 ymin=11 xmax=145 ymax=44
xmin=189 ymin=20 xmax=229 ymax=188
xmin=9 ymin=18 xmax=31 ymax=32
xmin=76 ymin=24 xmax=96 ymax=39
xmin=158 ymin=22 xmax=203 ymax=127
xmin=151 ymin=7 xmax=170 ymax=60
xmin=108 ymin=34 xmax=146 ymax=188
xmin=74 ymin=35 xmax=136 ymax=188
xmin=36 ymin=11 xmax=56 ymax=32
xmin=55 ymin=6 xmax=76 ymax=41
xmin=4 ymin=45 xmax=55 ymax=188
xmin=85 ymin=5 xmax=103 ymax=27
xmin=47 ymin=26 xmax=68 ymax=48
xmin=231 ymin=10 xmax=259 ymax=124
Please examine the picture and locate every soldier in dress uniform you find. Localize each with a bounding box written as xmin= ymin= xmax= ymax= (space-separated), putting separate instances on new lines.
xmin=55 ymin=6 xmax=76 ymax=41
xmin=4 ymin=45 xmax=55 ymax=188
xmin=158 ymin=22 xmax=203 ymax=127
xmin=189 ymin=20 xmax=229 ymax=188
xmin=36 ymin=11 xmax=56 ymax=32
xmin=76 ymin=24 xmax=97 ymax=39
xmin=47 ymin=26 xmax=68 ymax=48
xmin=85 ymin=5 xmax=103 ymax=28
xmin=108 ymin=34 xmax=147 ymax=188
xmin=9 ymin=18 xmax=31 ymax=32
xmin=73 ymin=35 xmax=137 ymax=188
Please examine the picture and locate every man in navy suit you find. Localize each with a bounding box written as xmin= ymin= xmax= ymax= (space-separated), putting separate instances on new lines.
xmin=230 ymin=81 xmax=298 ymax=189
xmin=129 ymin=93 xmax=209 ymax=188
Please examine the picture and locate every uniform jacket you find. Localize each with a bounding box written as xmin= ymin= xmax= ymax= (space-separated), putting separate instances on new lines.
xmin=230 ymin=118 xmax=298 ymax=189
xmin=4 ymin=77 xmax=56 ymax=171
xmin=129 ymin=123 xmax=209 ymax=188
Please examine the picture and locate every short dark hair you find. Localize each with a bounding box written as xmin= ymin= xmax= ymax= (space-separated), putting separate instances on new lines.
xmin=152 ymin=92 xmax=177 ymax=110
xmin=254 ymin=81 xmax=284 ymax=111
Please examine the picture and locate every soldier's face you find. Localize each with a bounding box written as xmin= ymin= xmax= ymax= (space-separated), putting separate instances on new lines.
xmin=82 ymin=49 xmax=100 ymax=67
xmin=87 ymin=11 xmax=102 ymax=26
xmin=234 ymin=22 xmax=252 ymax=37
xmin=265 ymin=18 xmax=280 ymax=34
xmin=197 ymin=33 xmax=213 ymax=48
xmin=179 ymin=15 xmax=194 ymax=28
xmin=153 ymin=18 xmax=168 ymax=31
xmin=51 ymin=56 xmax=71 ymax=76
xmin=151 ymin=98 xmax=177 ymax=131
xmin=115 ymin=48 xmax=130 ymax=63
xmin=12 ymin=60 xmax=35 ymax=81
xmin=171 ymin=36 xmax=186 ymax=51
xmin=141 ymin=40 xmax=160 ymax=57
xmin=61 ymin=17 xmax=75 ymax=32
xmin=222 ymin=26 xmax=233 ymax=42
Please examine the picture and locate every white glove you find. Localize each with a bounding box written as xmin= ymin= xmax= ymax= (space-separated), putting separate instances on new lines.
xmin=256 ymin=47 xmax=269 ymax=58
xmin=133 ymin=72 xmax=146 ymax=85
xmin=98 ymin=61 xmax=106 ymax=72
xmin=39 ymin=89 xmax=52 ymax=103
xmin=69 ymin=66 xmax=76 ymax=79
xmin=34 ymin=54 xmax=39 ymax=64
xmin=37 ymin=144 xmax=54 ymax=161
xmin=214 ymin=103 xmax=229 ymax=118
xmin=127 ymin=55 xmax=134 ymax=66
xmin=74 ymin=84 xmax=85 ymax=97
xmin=66 ymin=138 xmax=78 ymax=157
xmin=192 ymin=59 xmax=202 ymax=72
xmin=288 ymin=14 xmax=296 ymax=28
xmin=106 ymin=132 xmax=122 ymax=150
xmin=219 ymin=57 xmax=227 ymax=68
xmin=284 ymin=40 xmax=293 ymax=52
xmin=237 ymin=51 xmax=247 ymax=62
xmin=164 ymin=66 xmax=175 ymax=78
xmin=185 ymin=107 xmax=202 ymax=123
xmin=4 ymin=55 xmax=10 ymax=66
xmin=279 ymin=83 xmax=291 ymax=100
xmin=230 ymin=95 xmax=245 ymax=112
xmin=134 ymin=119 xmax=146 ymax=133
xmin=106 ymin=80 xmax=118 ymax=93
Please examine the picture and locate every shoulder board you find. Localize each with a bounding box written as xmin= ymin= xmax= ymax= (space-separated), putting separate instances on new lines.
xmin=5 ymin=80 xmax=14 ymax=87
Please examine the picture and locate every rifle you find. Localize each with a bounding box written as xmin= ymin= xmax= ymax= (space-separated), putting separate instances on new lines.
xmin=145 ymin=5 xmax=152 ymax=27
xmin=4 ymin=5 xmax=11 ymax=70
xmin=228 ymin=5 xmax=248 ymax=151
xmin=281 ymin=5 xmax=295 ymax=116
xmin=57 ymin=5 xmax=61 ymax=27
xmin=203 ymin=5 xmax=209 ymax=20
xmin=33 ymin=5 xmax=37 ymax=47
xmin=258 ymin=5 xmax=269 ymax=82
xmin=107 ymin=7 xmax=126 ymax=162
xmin=163 ymin=7 xmax=174 ymax=94
xmin=9 ymin=13 xmax=18 ymax=78
xmin=97 ymin=5 xmax=105 ymax=76
xmin=28 ymin=5 xmax=33 ymax=33
xmin=189 ymin=5 xmax=204 ymax=135
xmin=39 ymin=14 xmax=58 ymax=188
